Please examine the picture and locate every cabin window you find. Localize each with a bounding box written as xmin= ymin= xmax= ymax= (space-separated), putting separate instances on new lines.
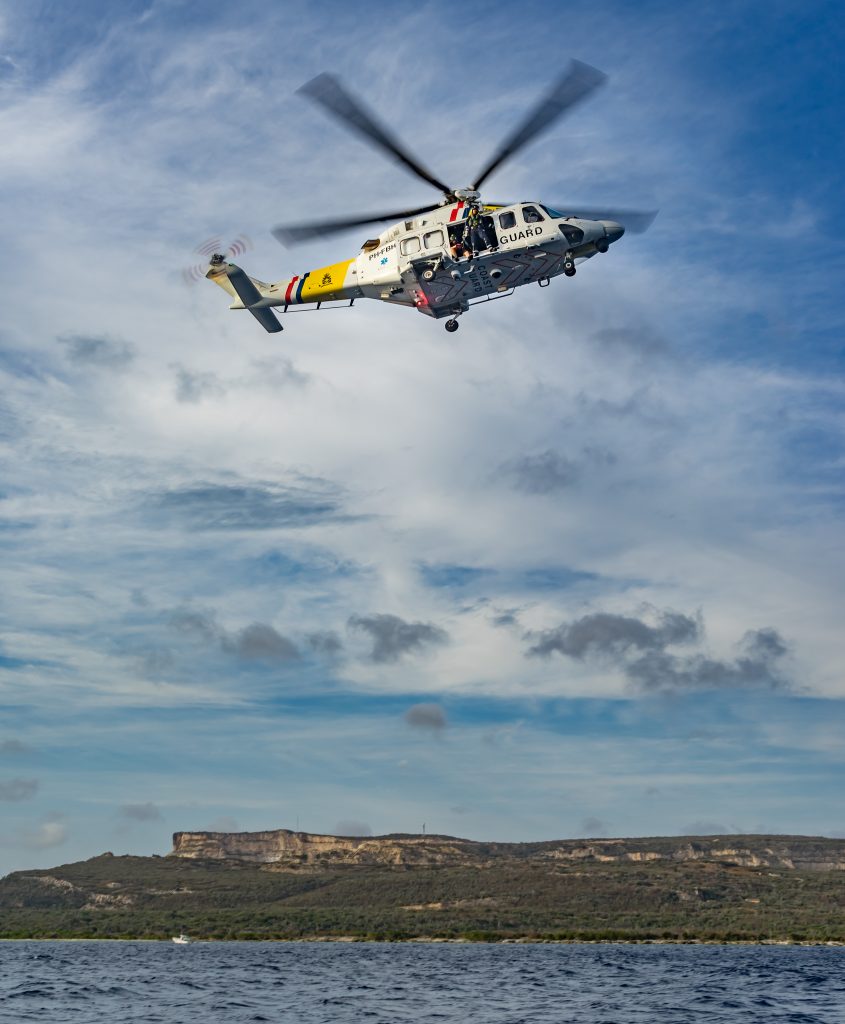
xmin=522 ymin=205 xmax=544 ymax=223
xmin=400 ymin=236 xmax=421 ymax=255
xmin=423 ymin=229 xmax=444 ymax=250
xmin=498 ymin=211 xmax=516 ymax=229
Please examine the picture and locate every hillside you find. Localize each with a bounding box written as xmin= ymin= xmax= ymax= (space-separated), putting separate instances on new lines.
xmin=2 ymin=832 xmax=845 ymax=942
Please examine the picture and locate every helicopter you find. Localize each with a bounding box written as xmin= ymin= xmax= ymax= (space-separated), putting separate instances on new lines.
xmin=204 ymin=61 xmax=656 ymax=334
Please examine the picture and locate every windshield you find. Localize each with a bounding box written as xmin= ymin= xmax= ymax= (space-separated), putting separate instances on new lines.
xmin=542 ymin=205 xmax=568 ymax=219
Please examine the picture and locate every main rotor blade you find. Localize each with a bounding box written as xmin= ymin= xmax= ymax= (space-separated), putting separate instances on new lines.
xmin=272 ymin=203 xmax=442 ymax=246
xmin=472 ymin=60 xmax=608 ymax=190
xmin=298 ymin=73 xmax=453 ymax=197
xmin=561 ymin=207 xmax=658 ymax=233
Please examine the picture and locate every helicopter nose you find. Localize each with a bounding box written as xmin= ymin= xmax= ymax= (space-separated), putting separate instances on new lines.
xmin=601 ymin=221 xmax=625 ymax=244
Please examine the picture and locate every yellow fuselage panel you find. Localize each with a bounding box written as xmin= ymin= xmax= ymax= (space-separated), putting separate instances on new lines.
xmin=284 ymin=259 xmax=357 ymax=303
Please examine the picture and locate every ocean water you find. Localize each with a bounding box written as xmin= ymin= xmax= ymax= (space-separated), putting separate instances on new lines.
xmin=1 ymin=941 xmax=844 ymax=1024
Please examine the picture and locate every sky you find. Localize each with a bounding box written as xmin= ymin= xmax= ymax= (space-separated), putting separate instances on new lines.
xmin=1 ymin=0 xmax=844 ymax=877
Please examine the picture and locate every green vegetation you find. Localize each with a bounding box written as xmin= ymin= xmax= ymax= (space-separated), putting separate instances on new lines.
xmin=2 ymin=849 xmax=845 ymax=942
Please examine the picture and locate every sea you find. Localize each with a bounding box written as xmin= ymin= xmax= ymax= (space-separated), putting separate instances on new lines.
xmin=1 ymin=940 xmax=843 ymax=1023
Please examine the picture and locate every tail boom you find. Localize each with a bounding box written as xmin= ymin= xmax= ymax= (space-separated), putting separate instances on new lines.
xmin=206 ymin=256 xmax=360 ymax=332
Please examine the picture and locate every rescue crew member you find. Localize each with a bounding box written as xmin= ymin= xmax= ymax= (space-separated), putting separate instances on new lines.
xmin=450 ymin=233 xmax=470 ymax=260
xmin=464 ymin=203 xmax=496 ymax=256
xmin=465 ymin=201 xmax=497 ymax=253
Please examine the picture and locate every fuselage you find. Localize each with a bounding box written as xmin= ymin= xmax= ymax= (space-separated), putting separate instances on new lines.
xmin=209 ymin=201 xmax=622 ymax=323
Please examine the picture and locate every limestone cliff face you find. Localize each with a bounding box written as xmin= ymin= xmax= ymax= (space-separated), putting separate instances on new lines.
xmin=170 ymin=830 xmax=479 ymax=866
xmin=539 ymin=838 xmax=845 ymax=872
xmin=169 ymin=830 xmax=845 ymax=871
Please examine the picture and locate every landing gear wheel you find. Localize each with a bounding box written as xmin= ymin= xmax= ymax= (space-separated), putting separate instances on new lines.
xmin=596 ymin=237 xmax=609 ymax=253
xmin=445 ymin=319 xmax=460 ymax=333
xmin=564 ymin=264 xmax=576 ymax=277
xmin=422 ymin=268 xmax=436 ymax=282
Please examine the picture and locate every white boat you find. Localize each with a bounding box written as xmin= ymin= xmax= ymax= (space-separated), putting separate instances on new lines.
xmin=171 ymin=934 xmax=191 ymax=944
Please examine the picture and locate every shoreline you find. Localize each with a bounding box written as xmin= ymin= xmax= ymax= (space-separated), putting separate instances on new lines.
xmin=2 ymin=936 xmax=844 ymax=947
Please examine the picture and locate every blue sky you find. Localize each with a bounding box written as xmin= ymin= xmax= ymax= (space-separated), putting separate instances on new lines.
xmin=1 ymin=0 xmax=844 ymax=875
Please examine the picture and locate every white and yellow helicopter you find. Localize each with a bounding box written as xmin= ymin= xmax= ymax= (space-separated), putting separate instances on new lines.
xmin=204 ymin=61 xmax=655 ymax=334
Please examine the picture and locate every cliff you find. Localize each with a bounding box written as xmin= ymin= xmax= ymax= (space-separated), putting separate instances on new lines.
xmin=169 ymin=829 xmax=845 ymax=872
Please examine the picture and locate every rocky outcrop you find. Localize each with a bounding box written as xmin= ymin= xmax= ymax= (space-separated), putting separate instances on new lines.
xmin=169 ymin=830 xmax=845 ymax=872
xmin=171 ymin=830 xmax=484 ymax=866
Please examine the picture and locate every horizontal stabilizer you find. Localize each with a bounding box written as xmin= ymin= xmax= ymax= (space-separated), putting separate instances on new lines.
xmin=248 ymin=306 xmax=283 ymax=333
xmin=225 ymin=264 xmax=282 ymax=333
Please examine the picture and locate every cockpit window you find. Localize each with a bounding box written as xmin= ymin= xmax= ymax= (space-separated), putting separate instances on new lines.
xmin=361 ymin=238 xmax=381 ymax=252
xmin=542 ymin=206 xmax=566 ymax=219
xmin=559 ymin=224 xmax=584 ymax=245
xmin=522 ymin=205 xmax=545 ymax=223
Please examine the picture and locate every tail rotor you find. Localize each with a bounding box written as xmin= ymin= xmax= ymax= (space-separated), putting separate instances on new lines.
xmin=182 ymin=235 xmax=252 ymax=284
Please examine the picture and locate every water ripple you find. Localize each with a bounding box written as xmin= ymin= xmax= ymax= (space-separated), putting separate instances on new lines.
xmin=1 ymin=941 xmax=844 ymax=1023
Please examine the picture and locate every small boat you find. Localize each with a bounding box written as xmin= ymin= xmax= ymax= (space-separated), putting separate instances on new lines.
xmin=172 ymin=933 xmax=191 ymax=944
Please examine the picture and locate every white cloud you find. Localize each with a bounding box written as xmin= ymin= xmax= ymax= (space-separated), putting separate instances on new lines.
xmin=23 ymin=819 xmax=68 ymax=849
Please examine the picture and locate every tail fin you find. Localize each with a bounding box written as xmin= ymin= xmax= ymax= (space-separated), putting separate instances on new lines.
xmin=206 ymin=257 xmax=283 ymax=333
